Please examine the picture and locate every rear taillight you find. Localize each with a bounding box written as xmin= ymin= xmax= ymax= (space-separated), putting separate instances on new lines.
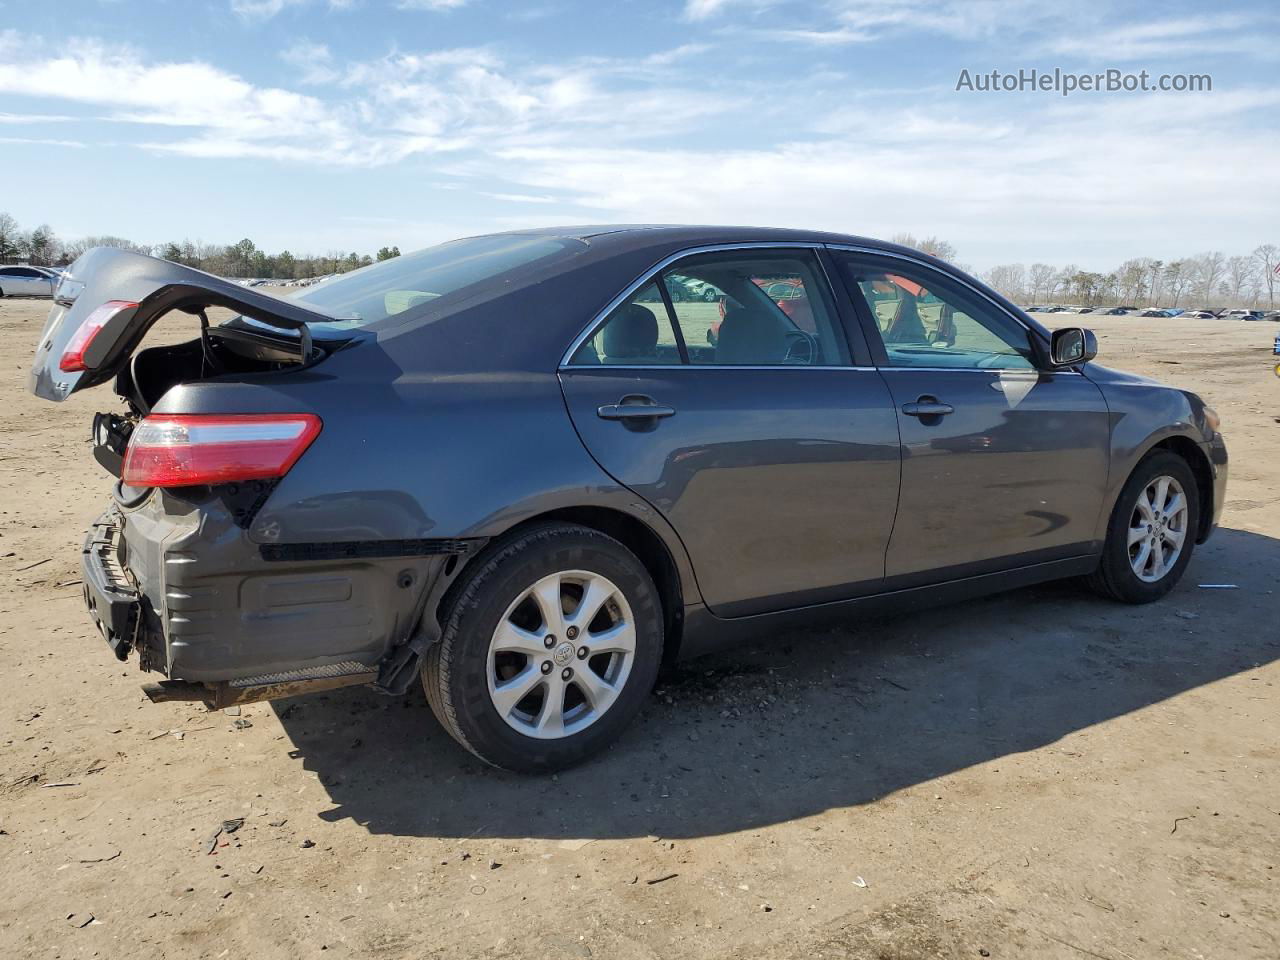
xmin=59 ymin=300 xmax=138 ymax=372
xmin=121 ymin=414 xmax=322 ymax=488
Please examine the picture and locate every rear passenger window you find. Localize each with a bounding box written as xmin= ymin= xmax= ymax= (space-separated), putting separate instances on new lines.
xmin=664 ymin=251 xmax=848 ymax=366
xmin=568 ymin=249 xmax=851 ymax=368
xmin=569 ymin=282 xmax=682 ymax=365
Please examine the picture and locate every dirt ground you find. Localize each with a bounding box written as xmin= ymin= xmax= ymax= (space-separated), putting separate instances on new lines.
xmin=1 ymin=294 xmax=1277 ymax=960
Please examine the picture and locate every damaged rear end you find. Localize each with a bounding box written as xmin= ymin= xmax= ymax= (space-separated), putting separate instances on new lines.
xmin=30 ymin=248 xmax=445 ymax=709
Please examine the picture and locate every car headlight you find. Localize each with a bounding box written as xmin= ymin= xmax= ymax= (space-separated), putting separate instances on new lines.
xmin=1203 ymin=405 xmax=1221 ymax=432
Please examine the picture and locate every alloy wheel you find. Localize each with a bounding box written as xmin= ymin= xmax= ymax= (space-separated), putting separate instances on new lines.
xmin=486 ymin=570 xmax=636 ymax=739
xmin=1127 ymin=475 xmax=1189 ymax=583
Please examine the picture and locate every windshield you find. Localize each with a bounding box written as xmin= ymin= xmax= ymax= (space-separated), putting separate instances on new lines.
xmin=264 ymin=234 xmax=584 ymax=334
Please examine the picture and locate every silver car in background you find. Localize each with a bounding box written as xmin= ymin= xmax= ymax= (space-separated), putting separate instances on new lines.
xmin=0 ymin=265 xmax=59 ymax=298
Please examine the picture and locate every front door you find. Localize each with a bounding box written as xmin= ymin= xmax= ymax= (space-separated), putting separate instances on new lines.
xmin=558 ymin=247 xmax=901 ymax=617
xmin=832 ymin=251 xmax=1110 ymax=582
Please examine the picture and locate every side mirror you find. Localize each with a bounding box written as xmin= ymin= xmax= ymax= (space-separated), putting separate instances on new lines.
xmin=1050 ymin=327 xmax=1097 ymax=366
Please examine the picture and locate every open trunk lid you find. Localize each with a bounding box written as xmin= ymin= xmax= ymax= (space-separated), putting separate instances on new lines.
xmin=29 ymin=247 xmax=345 ymax=402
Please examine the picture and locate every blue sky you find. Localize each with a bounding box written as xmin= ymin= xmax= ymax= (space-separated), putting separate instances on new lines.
xmin=1 ymin=0 xmax=1277 ymax=269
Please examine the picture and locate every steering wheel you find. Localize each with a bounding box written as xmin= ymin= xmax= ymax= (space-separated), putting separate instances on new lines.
xmin=783 ymin=331 xmax=816 ymax=364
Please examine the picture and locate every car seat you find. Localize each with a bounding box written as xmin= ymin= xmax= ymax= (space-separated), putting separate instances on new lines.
xmin=601 ymin=303 xmax=660 ymax=363
xmin=715 ymin=303 xmax=787 ymax=364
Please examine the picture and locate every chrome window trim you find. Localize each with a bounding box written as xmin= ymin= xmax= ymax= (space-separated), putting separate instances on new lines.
xmin=558 ymin=242 xmax=828 ymax=369
xmin=561 ymin=364 xmax=881 ymax=372
xmin=557 ymin=363 xmax=1078 ymax=375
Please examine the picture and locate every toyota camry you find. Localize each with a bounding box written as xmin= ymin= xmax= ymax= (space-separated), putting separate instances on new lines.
xmin=28 ymin=226 xmax=1228 ymax=772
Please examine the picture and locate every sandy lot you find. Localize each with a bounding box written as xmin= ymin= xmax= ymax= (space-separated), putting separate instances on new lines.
xmin=1 ymin=294 xmax=1277 ymax=960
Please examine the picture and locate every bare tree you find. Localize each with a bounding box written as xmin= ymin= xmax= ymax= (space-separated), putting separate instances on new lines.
xmin=0 ymin=211 xmax=21 ymax=261
xmin=1115 ymin=259 xmax=1148 ymax=304
xmin=889 ymin=233 xmax=958 ymax=263
xmin=1224 ymin=255 xmax=1255 ymax=304
xmin=1147 ymin=260 xmax=1164 ymax=305
xmin=1254 ymin=244 xmax=1279 ymax=308
xmin=984 ymin=263 xmax=1026 ymax=301
xmin=1191 ymin=251 xmax=1227 ymax=306
xmin=62 ymin=235 xmax=152 ymax=261
xmin=1164 ymin=261 xmax=1190 ymax=307
xmin=1027 ymin=263 xmax=1055 ymax=303
xmin=1053 ymin=264 xmax=1079 ymax=301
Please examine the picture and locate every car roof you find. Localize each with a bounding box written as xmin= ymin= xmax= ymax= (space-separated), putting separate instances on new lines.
xmin=467 ymin=223 xmax=921 ymax=255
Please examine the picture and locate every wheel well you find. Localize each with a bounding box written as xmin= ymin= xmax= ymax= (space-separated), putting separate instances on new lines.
xmin=437 ymin=507 xmax=686 ymax=665
xmin=1148 ymin=436 xmax=1214 ymax=542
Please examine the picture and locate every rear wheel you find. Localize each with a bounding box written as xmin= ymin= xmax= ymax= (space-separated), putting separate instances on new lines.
xmin=423 ymin=523 xmax=663 ymax=772
xmin=1086 ymin=451 xmax=1199 ymax=603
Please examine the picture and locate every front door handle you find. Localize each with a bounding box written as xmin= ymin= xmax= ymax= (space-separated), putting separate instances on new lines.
xmin=901 ymin=397 xmax=954 ymax=417
xmin=597 ymin=395 xmax=677 ymax=421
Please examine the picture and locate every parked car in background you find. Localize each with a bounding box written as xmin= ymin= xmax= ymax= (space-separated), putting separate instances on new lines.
xmin=1260 ymin=311 xmax=1280 ymax=322
xmin=0 ymin=265 xmax=57 ymax=298
xmin=27 ymin=227 xmax=1227 ymax=772
xmin=1164 ymin=308 xmax=1186 ymax=316
xmin=1182 ymin=311 xmax=1217 ymax=319
xmin=1225 ymin=309 xmax=1263 ymax=320
xmin=1138 ymin=309 xmax=1176 ymax=317
xmin=1095 ymin=307 xmax=1131 ymax=315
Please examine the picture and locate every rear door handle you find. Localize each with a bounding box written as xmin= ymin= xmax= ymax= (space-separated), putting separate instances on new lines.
xmin=901 ymin=398 xmax=954 ymax=417
xmin=597 ymin=395 xmax=677 ymax=421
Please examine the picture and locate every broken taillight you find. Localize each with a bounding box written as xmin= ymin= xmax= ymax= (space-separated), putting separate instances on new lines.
xmin=59 ymin=300 xmax=139 ymax=372
xmin=121 ymin=414 xmax=322 ymax=488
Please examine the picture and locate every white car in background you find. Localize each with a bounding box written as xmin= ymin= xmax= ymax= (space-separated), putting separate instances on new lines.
xmin=0 ymin=265 xmax=59 ymax=298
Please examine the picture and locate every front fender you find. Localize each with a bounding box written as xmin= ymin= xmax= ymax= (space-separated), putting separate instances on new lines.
xmin=1085 ymin=364 xmax=1223 ymax=542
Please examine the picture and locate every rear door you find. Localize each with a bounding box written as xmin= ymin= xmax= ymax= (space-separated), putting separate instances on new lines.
xmin=830 ymin=249 xmax=1110 ymax=582
xmin=558 ymin=246 xmax=901 ymax=617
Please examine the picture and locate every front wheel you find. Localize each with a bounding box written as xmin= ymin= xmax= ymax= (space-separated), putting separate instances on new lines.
xmin=1086 ymin=451 xmax=1200 ymax=603
xmin=423 ymin=524 xmax=663 ymax=772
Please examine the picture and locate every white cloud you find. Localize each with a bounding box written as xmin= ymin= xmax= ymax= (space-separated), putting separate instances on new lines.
xmin=281 ymin=39 xmax=339 ymax=84
xmin=396 ymin=0 xmax=469 ymax=9
xmin=684 ymin=0 xmax=739 ymax=19
xmin=1 ymin=23 xmax=1277 ymax=266
xmin=0 ymin=36 xmax=731 ymax=167
xmin=231 ymin=0 xmax=455 ymax=19
xmin=1043 ymin=13 xmax=1278 ymax=60
xmin=229 ymin=0 xmax=304 ymax=20
xmin=0 ymin=136 xmax=84 ymax=148
xmin=0 ymin=112 xmax=77 ymax=123
xmin=685 ymin=0 xmax=1074 ymax=39
xmin=482 ymin=192 xmax=558 ymax=204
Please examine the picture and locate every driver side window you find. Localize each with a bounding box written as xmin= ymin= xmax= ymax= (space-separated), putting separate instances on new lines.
xmin=663 ymin=251 xmax=849 ymax=366
xmin=844 ymin=260 xmax=1034 ymax=370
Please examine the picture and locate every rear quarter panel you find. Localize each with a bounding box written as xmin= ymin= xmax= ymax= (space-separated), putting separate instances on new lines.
xmin=152 ymin=338 xmax=701 ymax=598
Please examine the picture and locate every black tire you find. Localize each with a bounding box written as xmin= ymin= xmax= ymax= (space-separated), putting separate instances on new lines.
xmin=423 ymin=523 xmax=663 ymax=773
xmin=1086 ymin=450 xmax=1200 ymax=603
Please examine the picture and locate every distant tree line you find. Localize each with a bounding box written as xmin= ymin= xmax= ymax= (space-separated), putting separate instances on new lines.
xmin=982 ymin=249 xmax=1280 ymax=309
xmin=892 ymin=233 xmax=1278 ymax=309
xmin=0 ymin=211 xmax=400 ymax=279
xmin=5 ymin=209 xmax=1275 ymax=308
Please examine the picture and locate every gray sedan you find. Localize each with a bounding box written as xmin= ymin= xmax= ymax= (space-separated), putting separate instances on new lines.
xmin=0 ymin=265 xmax=58 ymax=297
xmin=28 ymin=227 xmax=1228 ymax=772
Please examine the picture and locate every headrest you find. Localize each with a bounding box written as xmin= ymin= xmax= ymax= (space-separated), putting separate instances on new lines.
xmin=602 ymin=303 xmax=659 ymax=358
xmin=716 ymin=303 xmax=787 ymax=364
